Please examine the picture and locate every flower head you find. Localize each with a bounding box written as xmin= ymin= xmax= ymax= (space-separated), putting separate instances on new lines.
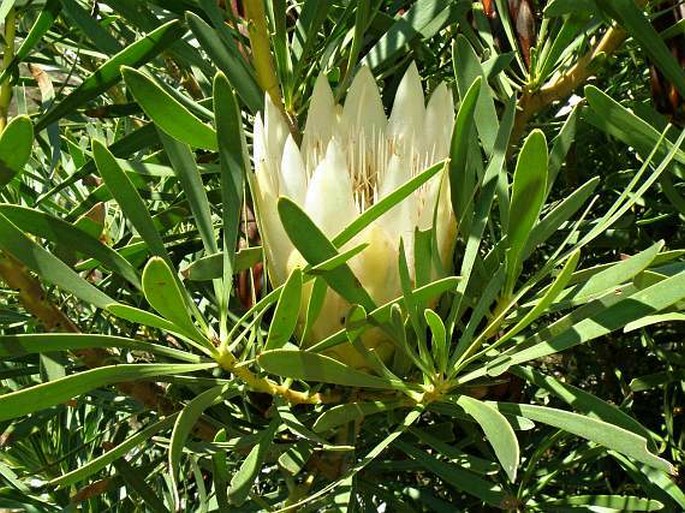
xmin=251 ymin=63 xmax=456 ymax=365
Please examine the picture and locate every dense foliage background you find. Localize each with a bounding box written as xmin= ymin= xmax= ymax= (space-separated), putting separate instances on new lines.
xmin=0 ymin=0 xmax=684 ymax=511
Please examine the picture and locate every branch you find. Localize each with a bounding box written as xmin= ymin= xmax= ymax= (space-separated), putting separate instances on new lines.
xmin=512 ymin=22 xmax=628 ymax=145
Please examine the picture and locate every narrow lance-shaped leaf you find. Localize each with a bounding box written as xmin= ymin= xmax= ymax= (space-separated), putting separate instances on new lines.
xmin=265 ymin=268 xmax=302 ymax=350
xmin=0 ymin=204 xmax=140 ymax=289
xmin=51 ymin=414 xmax=179 ymax=487
xmin=0 ymin=334 xmax=203 ymax=363
xmin=158 ymin=132 xmax=218 ymax=255
xmin=169 ymin=386 xmax=226 ymax=509
xmin=506 ymin=129 xmax=548 ymax=294
xmin=229 ymin=421 xmax=279 ymax=505
xmin=0 ymin=211 xmax=114 ymax=309
xmin=258 ymin=350 xmax=401 ymax=390
xmin=495 ymin=402 xmax=674 ymax=474
xmin=453 ymin=34 xmax=499 ymax=154
xmin=0 ymin=115 xmax=33 ymax=187
xmin=213 ymin=72 xmax=248 ymax=337
xmin=186 ymin=12 xmax=262 ymax=113
xmin=92 ymin=140 xmax=169 ymax=262
xmin=498 ymin=250 xmax=581 ymax=346
xmin=597 ymin=0 xmax=685 ymax=99
xmin=449 ymin=76 xmax=481 ymax=221
xmin=122 ymin=66 xmax=217 ymax=150
xmin=36 ymin=20 xmax=187 ymax=131
xmin=142 ymin=257 xmax=206 ymax=343
xmin=485 ymin=270 xmax=685 ymax=377
xmin=454 ymin=395 xmax=519 ymax=482
xmin=584 ymin=85 xmax=685 ymax=175
xmin=0 ymin=363 xmax=217 ymax=422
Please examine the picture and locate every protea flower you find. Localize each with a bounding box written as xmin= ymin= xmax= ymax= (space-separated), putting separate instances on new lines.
xmin=251 ymin=63 xmax=456 ymax=366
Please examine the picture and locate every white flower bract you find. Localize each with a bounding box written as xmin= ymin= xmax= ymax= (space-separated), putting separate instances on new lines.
xmin=251 ymin=63 xmax=457 ymax=365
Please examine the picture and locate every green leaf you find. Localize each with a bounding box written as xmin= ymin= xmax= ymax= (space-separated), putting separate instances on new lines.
xmin=106 ymin=303 xmax=197 ymax=341
xmin=539 ymin=494 xmax=663 ymax=512
xmin=613 ymin=454 xmax=685 ymax=509
xmin=484 ymin=269 xmax=685 ymax=377
xmin=278 ymin=197 xmax=376 ymax=311
xmin=313 ymin=401 xmax=406 ymax=433
xmin=229 ymin=421 xmax=278 ymax=505
xmin=51 ymin=415 xmax=178 ymax=487
xmin=449 ymin=76 xmax=482 ymax=220
xmin=0 ymin=363 xmax=217 ymax=422
xmin=185 ymin=12 xmax=262 ymax=113
xmin=524 ymin=177 xmax=599 ymax=258
xmin=0 ymin=212 xmax=114 ymax=309
xmin=60 ymin=0 xmax=122 ymax=54
xmin=424 ymin=310 xmax=448 ymax=374
xmin=624 ymin=312 xmax=685 ymax=332
xmin=212 ymin=429 xmax=230 ymax=509
xmin=142 ymin=257 xmax=204 ymax=341
xmin=499 ymin=250 xmax=580 ymax=345
xmin=548 ymin=104 xmax=580 ymax=191
xmin=213 ymin=71 xmax=249 ymax=333
xmin=275 ymin=397 xmax=353 ymax=451
xmin=308 ymin=277 xmax=459 ymax=354
xmin=506 ymin=129 xmax=548 ymax=292
xmin=453 ymin=34 xmax=499 ymax=154
xmin=92 ymin=140 xmax=169 ymax=261
xmin=284 ymin=409 xmax=423 ymax=511
xmin=557 ymin=241 xmax=663 ymax=306
xmin=122 ymin=67 xmax=217 ymax=150
xmin=169 ymin=386 xmax=226 ymax=509
xmin=158 ymin=132 xmax=218 ymax=255
xmin=258 ymin=350 xmax=400 ymax=389
xmin=495 ymin=402 xmax=673 ymax=474
xmin=363 ymin=0 xmax=469 ymax=71
xmin=0 ymin=115 xmax=33 ymax=187
xmin=597 ymin=0 xmax=685 ymax=99
xmin=36 ymin=20 xmax=186 ymax=131
xmin=451 ymin=96 xmax=515 ymax=327
xmin=514 ymin=366 xmax=654 ymax=443
xmin=584 ymin=85 xmax=685 ymax=173
xmin=0 ymin=1 xmax=17 ymax=21
xmin=454 ymin=396 xmax=519 ymax=482
xmin=278 ymin=441 xmax=313 ymax=477
xmin=0 ymin=205 xmax=140 ymax=289
xmin=0 ymin=333 xmax=202 ymax=363
xmin=265 ymin=269 xmax=302 ymax=351
xmin=397 ymin=440 xmax=506 ymax=506
xmin=113 ymin=458 xmax=170 ymax=513
xmin=183 ymin=248 xmax=262 ymax=282
xmin=630 ymin=370 xmax=685 ymax=392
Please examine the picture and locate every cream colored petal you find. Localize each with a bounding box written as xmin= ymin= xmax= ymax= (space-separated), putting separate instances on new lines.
xmin=252 ymin=113 xmax=267 ymax=170
xmin=280 ymin=134 xmax=307 ymax=205
xmin=417 ymin=173 xmax=442 ymax=231
xmin=378 ymin=153 xmax=417 ymax=249
xmin=350 ymin=223 xmax=401 ymax=307
xmin=416 ymin=167 xmax=456 ymax=277
xmin=424 ymin=82 xmax=455 ymax=162
xmin=341 ymin=66 xmax=387 ymax=141
xmin=304 ymin=139 xmax=358 ymax=239
xmin=435 ymin=170 xmax=457 ymax=272
xmin=264 ymin=93 xmax=289 ymax=161
xmin=301 ymin=74 xmax=338 ymax=162
xmin=387 ymin=62 xmax=425 ymax=148
xmin=251 ymin=168 xmax=292 ymax=286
